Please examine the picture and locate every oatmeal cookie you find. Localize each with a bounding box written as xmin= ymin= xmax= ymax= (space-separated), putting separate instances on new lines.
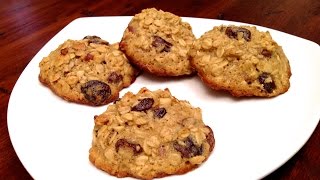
xmin=120 ymin=8 xmax=196 ymax=76
xmin=89 ymin=87 xmax=214 ymax=179
xmin=190 ymin=25 xmax=291 ymax=97
xmin=39 ymin=36 xmax=139 ymax=106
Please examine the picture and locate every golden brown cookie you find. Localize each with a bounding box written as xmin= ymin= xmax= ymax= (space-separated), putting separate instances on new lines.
xmin=89 ymin=87 xmax=214 ymax=179
xmin=39 ymin=36 xmax=139 ymax=106
xmin=190 ymin=25 xmax=291 ymax=97
xmin=120 ymin=8 xmax=196 ymax=76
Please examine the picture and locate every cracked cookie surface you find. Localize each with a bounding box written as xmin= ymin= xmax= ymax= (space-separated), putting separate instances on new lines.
xmin=89 ymin=87 xmax=214 ymax=179
xmin=190 ymin=25 xmax=291 ymax=97
xmin=39 ymin=36 xmax=139 ymax=106
xmin=120 ymin=8 xmax=196 ymax=76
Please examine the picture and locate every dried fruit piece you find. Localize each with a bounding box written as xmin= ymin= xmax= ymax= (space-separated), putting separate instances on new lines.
xmin=115 ymin=139 xmax=143 ymax=155
xmin=225 ymin=27 xmax=237 ymax=39
xmin=261 ymin=49 xmax=272 ymax=58
xmin=205 ymin=126 xmax=215 ymax=152
xmin=237 ymin=28 xmax=251 ymax=41
xmin=225 ymin=27 xmax=251 ymax=41
xmin=132 ymin=98 xmax=154 ymax=111
xmin=173 ymin=137 xmax=202 ymax=158
xmin=258 ymin=72 xmax=269 ymax=84
xmin=258 ymin=72 xmax=276 ymax=93
xmin=128 ymin=26 xmax=135 ymax=33
xmin=113 ymin=98 xmax=120 ymax=104
xmin=152 ymin=36 xmax=173 ymax=53
xmin=81 ymin=80 xmax=111 ymax=105
xmin=84 ymin=53 xmax=94 ymax=61
xmin=83 ymin=35 xmax=109 ymax=45
xmin=60 ymin=48 xmax=68 ymax=55
xmin=153 ymin=107 xmax=167 ymax=118
xmin=263 ymin=82 xmax=276 ymax=93
xmin=108 ymin=72 xmax=123 ymax=84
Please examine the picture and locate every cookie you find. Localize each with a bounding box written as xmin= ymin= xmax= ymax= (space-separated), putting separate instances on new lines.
xmin=89 ymin=87 xmax=214 ymax=179
xmin=39 ymin=36 xmax=139 ymax=106
xmin=120 ymin=8 xmax=196 ymax=76
xmin=190 ymin=25 xmax=291 ymax=97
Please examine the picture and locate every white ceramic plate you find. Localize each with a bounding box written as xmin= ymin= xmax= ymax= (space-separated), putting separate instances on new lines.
xmin=7 ymin=17 xmax=320 ymax=180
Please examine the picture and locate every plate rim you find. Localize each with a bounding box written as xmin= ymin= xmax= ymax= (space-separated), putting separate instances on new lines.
xmin=7 ymin=16 xmax=320 ymax=180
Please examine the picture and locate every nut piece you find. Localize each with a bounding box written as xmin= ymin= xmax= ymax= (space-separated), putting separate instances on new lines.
xmin=115 ymin=138 xmax=143 ymax=155
xmin=132 ymin=98 xmax=154 ymax=111
xmin=81 ymin=80 xmax=111 ymax=105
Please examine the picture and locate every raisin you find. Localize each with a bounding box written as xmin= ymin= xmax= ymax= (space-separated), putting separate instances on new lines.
xmin=225 ymin=27 xmax=238 ymax=39
xmin=238 ymin=28 xmax=251 ymax=41
xmin=83 ymin=35 xmax=100 ymax=40
xmin=261 ymin=49 xmax=272 ymax=58
xmin=258 ymin=72 xmax=269 ymax=84
xmin=225 ymin=27 xmax=251 ymax=41
xmin=152 ymin=36 xmax=173 ymax=53
xmin=132 ymin=98 xmax=154 ymax=111
xmin=263 ymin=82 xmax=276 ymax=93
xmin=128 ymin=26 xmax=135 ymax=33
xmin=205 ymin=126 xmax=215 ymax=152
xmin=119 ymin=41 xmax=127 ymax=50
xmin=173 ymin=137 xmax=202 ymax=158
xmin=83 ymin=35 xmax=109 ymax=45
xmin=258 ymin=72 xmax=276 ymax=93
xmin=154 ymin=107 xmax=167 ymax=118
xmin=60 ymin=48 xmax=68 ymax=55
xmin=108 ymin=72 xmax=123 ymax=84
xmin=84 ymin=53 xmax=94 ymax=61
xmin=81 ymin=80 xmax=111 ymax=105
xmin=113 ymin=98 xmax=121 ymax=104
xmin=115 ymin=139 xmax=143 ymax=155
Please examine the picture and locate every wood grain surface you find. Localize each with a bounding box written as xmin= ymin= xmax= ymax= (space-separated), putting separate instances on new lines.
xmin=0 ymin=0 xmax=319 ymax=179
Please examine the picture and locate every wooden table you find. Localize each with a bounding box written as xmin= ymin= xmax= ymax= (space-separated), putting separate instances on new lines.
xmin=1 ymin=0 xmax=319 ymax=179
